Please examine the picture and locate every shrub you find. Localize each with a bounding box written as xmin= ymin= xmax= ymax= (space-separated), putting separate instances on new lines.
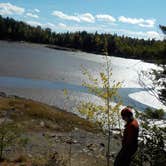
xmin=0 ymin=121 xmax=20 ymax=160
xmin=145 ymin=108 xmax=165 ymax=119
xmin=131 ymin=110 xmax=166 ymax=166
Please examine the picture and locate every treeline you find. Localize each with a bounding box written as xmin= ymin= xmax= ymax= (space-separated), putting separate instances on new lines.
xmin=0 ymin=15 xmax=166 ymax=62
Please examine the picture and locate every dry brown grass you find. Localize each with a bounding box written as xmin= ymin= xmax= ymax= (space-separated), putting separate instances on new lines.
xmin=0 ymin=96 xmax=99 ymax=132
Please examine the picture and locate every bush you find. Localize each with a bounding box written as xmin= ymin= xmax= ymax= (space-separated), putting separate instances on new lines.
xmin=0 ymin=122 xmax=20 ymax=160
xmin=131 ymin=125 xmax=166 ymax=166
xmin=131 ymin=110 xmax=166 ymax=166
xmin=145 ymin=108 xmax=165 ymax=119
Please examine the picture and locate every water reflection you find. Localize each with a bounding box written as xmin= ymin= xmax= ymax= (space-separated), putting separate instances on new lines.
xmin=0 ymin=76 xmax=154 ymax=110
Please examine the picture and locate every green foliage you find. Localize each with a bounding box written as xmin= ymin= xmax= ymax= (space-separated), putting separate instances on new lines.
xmin=0 ymin=15 xmax=166 ymax=63
xmin=79 ymin=60 xmax=122 ymax=132
xmin=159 ymin=25 xmax=166 ymax=35
xmin=147 ymin=25 xmax=166 ymax=106
xmin=132 ymin=126 xmax=166 ymax=166
xmin=0 ymin=120 xmax=20 ymax=160
xmin=150 ymin=65 xmax=166 ymax=105
xmin=78 ymin=56 xmax=122 ymax=166
xmin=145 ymin=107 xmax=165 ymax=119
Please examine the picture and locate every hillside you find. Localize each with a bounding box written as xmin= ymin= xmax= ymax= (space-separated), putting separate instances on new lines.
xmin=0 ymin=92 xmax=121 ymax=166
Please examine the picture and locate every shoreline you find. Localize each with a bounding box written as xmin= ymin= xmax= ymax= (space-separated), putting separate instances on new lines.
xmin=0 ymin=91 xmax=120 ymax=166
xmin=0 ymin=39 xmax=158 ymax=63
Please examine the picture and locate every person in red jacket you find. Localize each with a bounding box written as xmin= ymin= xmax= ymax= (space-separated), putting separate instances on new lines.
xmin=114 ymin=107 xmax=139 ymax=166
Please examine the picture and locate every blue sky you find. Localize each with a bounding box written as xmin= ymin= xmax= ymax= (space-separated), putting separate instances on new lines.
xmin=0 ymin=0 xmax=165 ymax=40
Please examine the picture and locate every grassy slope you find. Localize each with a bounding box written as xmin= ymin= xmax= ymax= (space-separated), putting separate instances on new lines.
xmin=0 ymin=95 xmax=119 ymax=166
xmin=0 ymin=96 xmax=99 ymax=132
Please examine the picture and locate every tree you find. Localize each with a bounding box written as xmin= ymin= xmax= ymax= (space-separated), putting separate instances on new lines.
xmin=157 ymin=25 xmax=166 ymax=104
xmin=78 ymin=54 xmax=122 ymax=166
xmin=138 ymin=25 xmax=166 ymax=106
xmin=160 ymin=25 xmax=166 ymax=35
xmin=150 ymin=25 xmax=166 ymax=105
xmin=0 ymin=15 xmax=166 ymax=62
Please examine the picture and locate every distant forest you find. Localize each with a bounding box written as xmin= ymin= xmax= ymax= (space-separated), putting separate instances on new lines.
xmin=0 ymin=15 xmax=165 ymax=63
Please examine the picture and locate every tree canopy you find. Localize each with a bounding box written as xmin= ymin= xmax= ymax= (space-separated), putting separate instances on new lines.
xmin=0 ymin=15 xmax=166 ymax=63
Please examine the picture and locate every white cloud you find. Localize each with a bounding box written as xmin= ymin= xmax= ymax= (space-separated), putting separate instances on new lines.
xmin=52 ymin=10 xmax=80 ymax=22
xmin=52 ymin=10 xmax=95 ymax=23
xmin=96 ymin=14 xmax=116 ymax=22
xmin=45 ymin=22 xmax=56 ymax=28
xmin=56 ymin=24 xmax=163 ymax=40
xmin=146 ymin=31 xmax=161 ymax=39
xmin=119 ymin=16 xmax=143 ymax=24
xmin=25 ymin=19 xmax=163 ymax=40
xmin=26 ymin=21 xmax=42 ymax=27
xmin=43 ymin=22 xmax=67 ymax=30
xmin=0 ymin=2 xmax=25 ymax=15
xmin=79 ymin=13 xmax=95 ymax=23
xmin=139 ymin=19 xmax=156 ymax=28
xmin=26 ymin=21 xmax=66 ymax=31
xmin=26 ymin=12 xmax=39 ymax=18
xmin=109 ymin=29 xmax=163 ymax=40
xmin=34 ymin=8 xmax=40 ymax=13
xmin=118 ymin=16 xmax=155 ymax=28
xmin=58 ymin=23 xmax=67 ymax=28
xmin=62 ymin=25 xmax=98 ymax=32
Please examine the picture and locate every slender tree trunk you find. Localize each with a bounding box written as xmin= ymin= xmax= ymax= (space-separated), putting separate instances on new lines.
xmin=68 ymin=131 xmax=72 ymax=166
xmin=106 ymin=55 xmax=111 ymax=166
xmin=0 ymin=135 xmax=4 ymax=160
xmin=106 ymin=128 xmax=111 ymax=166
xmin=106 ymin=91 xmax=111 ymax=166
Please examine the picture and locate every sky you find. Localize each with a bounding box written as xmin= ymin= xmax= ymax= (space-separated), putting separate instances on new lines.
xmin=0 ymin=0 xmax=166 ymax=40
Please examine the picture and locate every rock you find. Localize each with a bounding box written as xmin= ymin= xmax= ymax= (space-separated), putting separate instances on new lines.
xmin=27 ymin=153 xmax=33 ymax=158
xmin=86 ymin=143 xmax=93 ymax=148
xmin=0 ymin=118 xmax=13 ymax=124
xmin=40 ymin=121 xmax=45 ymax=128
xmin=86 ymin=143 xmax=97 ymax=152
xmin=11 ymin=154 xmax=27 ymax=162
xmin=0 ymin=118 xmax=5 ymax=124
xmin=82 ymin=148 xmax=89 ymax=153
xmin=100 ymin=143 xmax=105 ymax=148
xmin=50 ymin=151 xmax=59 ymax=160
xmin=113 ymin=134 xmax=120 ymax=139
xmin=74 ymin=127 xmax=79 ymax=131
xmin=66 ymin=139 xmax=78 ymax=144
xmin=99 ymin=143 xmax=105 ymax=152
xmin=88 ymin=152 xmax=93 ymax=156
xmin=49 ymin=133 xmax=57 ymax=138
xmin=73 ymin=140 xmax=78 ymax=144
xmin=110 ymin=152 xmax=116 ymax=158
xmin=31 ymin=119 xmax=35 ymax=122
xmin=0 ymin=92 xmax=7 ymax=97
xmin=43 ymin=132 xmax=58 ymax=139
xmin=8 ymin=95 xmax=19 ymax=99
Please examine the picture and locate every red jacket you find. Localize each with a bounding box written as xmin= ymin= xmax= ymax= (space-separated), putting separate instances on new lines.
xmin=122 ymin=119 xmax=139 ymax=147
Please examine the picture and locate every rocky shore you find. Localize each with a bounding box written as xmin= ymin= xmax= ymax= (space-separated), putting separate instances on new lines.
xmin=0 ymin=92 xmax=121 ymax=166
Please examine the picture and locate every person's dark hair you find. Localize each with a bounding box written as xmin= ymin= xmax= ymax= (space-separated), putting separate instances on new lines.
xmin=121 ymin=107 xmax=133 ymax=117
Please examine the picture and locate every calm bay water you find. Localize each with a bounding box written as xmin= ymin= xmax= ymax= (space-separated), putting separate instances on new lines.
xmin=0 ymin=41 xmax=165 ymax=111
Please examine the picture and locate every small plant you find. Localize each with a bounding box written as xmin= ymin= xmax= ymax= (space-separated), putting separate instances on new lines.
xmin=46 ymin=152 xmax=68 ymax=166
xmin=0 ymin=121 xmax=20 ymax=161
